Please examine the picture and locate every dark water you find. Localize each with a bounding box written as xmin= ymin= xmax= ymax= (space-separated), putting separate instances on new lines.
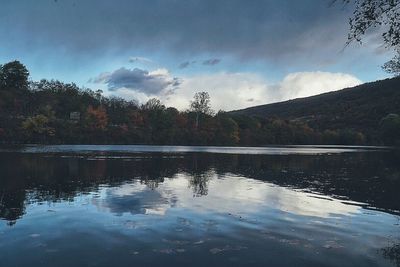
xmin=0 ymin=145 xmax=399 ymax=267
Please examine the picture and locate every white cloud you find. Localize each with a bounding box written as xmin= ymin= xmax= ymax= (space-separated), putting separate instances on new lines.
xmin=278 ymin=71 xmax=362 ymax=100
xmin=163 ymin=71 xmax=362 ymax=111
xmin=110 ymin=88 xmax=153 ymax=105
xmin=163 ymin=72 xmax=275 ymax=111
xmin=105 ymin=69 xmax=361 ymax=111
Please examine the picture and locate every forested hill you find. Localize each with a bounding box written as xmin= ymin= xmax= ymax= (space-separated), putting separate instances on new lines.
xmin=230 ymin=77 xmax=400 ymax=134
xmin=1 ymin=60 xmax=400 ymax=146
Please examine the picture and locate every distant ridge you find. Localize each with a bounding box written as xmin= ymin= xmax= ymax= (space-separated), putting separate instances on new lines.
xmin=229 ymin=77 xmax=400 ymax=133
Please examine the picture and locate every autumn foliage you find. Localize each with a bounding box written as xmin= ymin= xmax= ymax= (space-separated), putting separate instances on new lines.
xmin=0 ymin=61 xmax=399 ymax=145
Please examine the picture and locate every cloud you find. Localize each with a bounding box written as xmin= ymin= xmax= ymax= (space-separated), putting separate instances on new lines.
xmin=128 ymin=57 xmax=153 ymax=64
xmin=178 ymin=61 xmax=192 ymax=69
xmin=202 ymin=59 xmax=221 ymax=66
xmin=0 ymin=0 xmax=375 ymax=66
xmin=277 ymin=71 xmax=362 ymax=99
xmin=161 ymin=71 xmax=361 ymax=111
xmin=103 ymin=69 xmax=361 ymax=111
xmin=93 ymin=182 xmax=171 ymax=216
xmin=164 ymin=72 xmax=272 ymax=111
xmin=179 ymin=59 xmax=221 ymax=69
xmin=91 ymin=67 xmax=180 ymax=95
xmin=93 ymin=172 xmax=360 ymax=219
xmin=0 ymin=0 xmax=390 ymax=86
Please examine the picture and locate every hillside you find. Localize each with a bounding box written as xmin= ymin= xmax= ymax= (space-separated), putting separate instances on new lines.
xmin=1 ymin=60 xmax=399 ymax=146
xmin=230 ymin=77 xmax=400 ymax=134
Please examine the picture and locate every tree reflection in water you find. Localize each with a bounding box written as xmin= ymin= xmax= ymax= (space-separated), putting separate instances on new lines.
xmin=0 ymin=150 xmax=400 ymax=225
xmin=382 ymin=243 xmax=400 ymax=267
xmin=188 ymin=170 xmax=212 ymax=197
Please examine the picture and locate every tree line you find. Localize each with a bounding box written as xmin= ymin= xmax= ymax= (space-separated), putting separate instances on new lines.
xmin=0 ymin=60 xmax=399 ymax=146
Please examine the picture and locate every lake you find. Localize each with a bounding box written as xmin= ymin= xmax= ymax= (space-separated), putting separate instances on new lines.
xmin=0 ymin=145 xmax=399 ymax=267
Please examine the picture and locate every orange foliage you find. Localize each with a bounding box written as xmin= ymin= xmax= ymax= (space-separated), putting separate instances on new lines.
xmin=85 ymin=105 xmax=108 ymax=130
xmin=129 ymin=111 xmax=145 ymax=127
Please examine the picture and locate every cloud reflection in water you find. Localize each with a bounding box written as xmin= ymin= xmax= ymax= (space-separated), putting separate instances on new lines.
xmin=93 ymin=171 xmax=361 ymax=219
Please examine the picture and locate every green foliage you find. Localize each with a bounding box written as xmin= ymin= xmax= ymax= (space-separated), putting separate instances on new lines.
xmin=21 ymin=114 xmax=55 ymax=142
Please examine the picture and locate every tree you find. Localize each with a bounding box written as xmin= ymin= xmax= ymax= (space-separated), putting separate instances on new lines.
xmin=214 ymin=112 xmax=240 ymax=145
xmin=0 ymin=61 xmax=29 ymax=91
xmin=340 ymin=0 xmax=400 ymax=75
xmin=380 ymin=113 xmax=400 ymax=145
xmin=21 ymin=114 xmax=55 ymax=142
xmin=190 ymin=92 xmax=213 ymax=128
xmin=189 ymin=171 xmax=212 ymax=197
xmin=84 ymin=105 xmax=108 ymax=131
xmin=383 ymin=55 xmax=400 ymax=74
xmin=141 ymin=98 xmax=165 ymax=111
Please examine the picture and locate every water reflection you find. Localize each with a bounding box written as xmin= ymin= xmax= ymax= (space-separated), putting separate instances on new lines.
xmin=383 ymin=243 xmax=400 ymax=267
xmin=93 ymin=174 xmax=361 ymax=219
xmin=1 ymin=144 xmax=384 ymax=155
xmin=0 ymin=147 xmax=399 ymax=267
xmin=93 ymin=182 xmax=175 ymax=216
xmin=1 ymin=150 xmax=399 ymax=223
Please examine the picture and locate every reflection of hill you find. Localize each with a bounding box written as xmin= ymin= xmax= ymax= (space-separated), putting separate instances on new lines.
xmin=0 ymin=151 xmax=399 ymax=224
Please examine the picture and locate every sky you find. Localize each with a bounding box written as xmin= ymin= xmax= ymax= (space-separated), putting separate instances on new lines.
xmin=0 ymin=0 xmax=394 ymax=111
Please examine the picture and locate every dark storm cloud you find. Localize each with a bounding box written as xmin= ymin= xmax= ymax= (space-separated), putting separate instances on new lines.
xmin=0 ymin=0 xmax=355 ymax=63
xmin=202 ymin=59 xmax=221 ymax=66
xmin=92 ymin=67 xmax=180 ymax=95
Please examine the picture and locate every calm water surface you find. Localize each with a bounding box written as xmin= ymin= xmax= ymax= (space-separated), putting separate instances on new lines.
xmin=0 ymin=145 xmax=399 ymax=267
